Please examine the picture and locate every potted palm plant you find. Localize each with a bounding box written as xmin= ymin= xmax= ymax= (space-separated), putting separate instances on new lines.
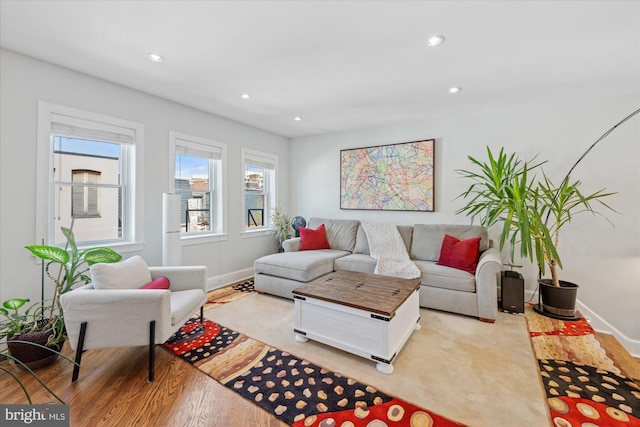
xmin=1 ymin=225 xmax=122 ymax=369
xmin=456 ymin=147 xmax=615 ymax=318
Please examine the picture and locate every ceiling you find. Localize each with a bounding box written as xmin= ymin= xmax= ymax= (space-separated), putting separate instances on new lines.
xmin=1 ymin=1 xmax=638 ymax=138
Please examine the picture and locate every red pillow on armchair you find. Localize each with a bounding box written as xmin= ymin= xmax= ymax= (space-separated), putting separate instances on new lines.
xmin=140 ymin=276 xmax=171 ymax=290
xmin=299 ymin=224 xmax=331 ymax=251
xmin=436 ymin=234 xmax=481 ymax=274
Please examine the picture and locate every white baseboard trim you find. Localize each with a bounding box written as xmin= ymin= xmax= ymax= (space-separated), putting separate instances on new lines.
xmin=206 ymin=267 xmax=254 ymax=291
xmin=525 ymin=290 xmax=640 ymax=358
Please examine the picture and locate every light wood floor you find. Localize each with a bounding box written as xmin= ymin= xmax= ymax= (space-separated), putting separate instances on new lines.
xmin=1 ymin=343 xmax=286 ymax=427
xmin=1 ymin=332 xmax=638 ymax=426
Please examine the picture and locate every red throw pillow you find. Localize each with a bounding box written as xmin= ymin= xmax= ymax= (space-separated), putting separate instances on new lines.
xmin=140 ymin=277 xmax=170 ymax=290
xmin=436 ymin=234 xmax=482 ymax=274
xmin=299 ymin=224 xmax=331 ymax=251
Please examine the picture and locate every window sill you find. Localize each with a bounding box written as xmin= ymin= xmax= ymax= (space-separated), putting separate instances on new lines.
xmin=241 ymin=228 xmax=272 ymax=239
xmin=73 ymin=241 xmax=144 ymax=255
xmin=181 ymin=233 xmax=229 ymax=246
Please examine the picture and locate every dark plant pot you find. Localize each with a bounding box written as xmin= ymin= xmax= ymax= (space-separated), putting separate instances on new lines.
xmin=7 ymin=320 xmax=64 ymax=370
xmin=539 ymin=279 xmax=579 ymax=317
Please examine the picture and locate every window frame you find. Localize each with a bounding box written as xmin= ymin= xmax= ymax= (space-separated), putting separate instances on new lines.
xmin=169 ymin=131 xmax=228 ymax=246
xmin=36 ymin=101 xmax=144 ymax=253
xmin=241 ymin=148 xmax=278 ymax=238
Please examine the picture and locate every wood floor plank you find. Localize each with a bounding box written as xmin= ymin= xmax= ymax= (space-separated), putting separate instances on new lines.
xmin=1 ymin=343 xmax=286 ymax=427
xmin=595 ymin=332 xmax=640 ymax=381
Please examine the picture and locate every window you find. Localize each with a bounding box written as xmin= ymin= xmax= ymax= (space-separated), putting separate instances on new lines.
xmin=36 ymin=102 xmax=144 ymax=251
xmin=170 ymin=131 xmax=226 ymax=240
xmin=71 ymin=169 xmax=101 ymax=218
xmin=242 ymin=149 xmax=277 ymax=232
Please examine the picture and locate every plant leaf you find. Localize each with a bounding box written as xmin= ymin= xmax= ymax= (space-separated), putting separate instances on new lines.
xmin=24 ymin=245 xmax=69 ymax=264
xmin=2 ymin=298 xmax=30 ymax=310
xmin=82 ymin=248 xmax=122 ymax=265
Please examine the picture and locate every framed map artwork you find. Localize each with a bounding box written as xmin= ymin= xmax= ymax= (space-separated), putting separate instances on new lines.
xmin=340 ymin=139 xmax=435 ymax=211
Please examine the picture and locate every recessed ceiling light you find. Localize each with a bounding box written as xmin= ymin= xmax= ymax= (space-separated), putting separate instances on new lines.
xmin=448 ymin=87 xmax=461 ymax=94
xmin=241 ymin=93 xmax=251 ymax=99
xmin=426 ymin=35 xmax=445 ymax=47
xmin=293 ymin=116 xmax=302 ymax=121
xmin=147 ymin=53 xmax=164 ymax=62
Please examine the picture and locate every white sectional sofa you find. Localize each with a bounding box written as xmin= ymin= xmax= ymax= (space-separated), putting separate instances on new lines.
xmin=254 ymin=218 xmax=502 ymax=322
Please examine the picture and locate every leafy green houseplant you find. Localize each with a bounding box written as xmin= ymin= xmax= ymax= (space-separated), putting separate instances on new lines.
xmin=1 ymin=225 xmax=122 ymax=401
xmin=456 ymin=147 xmax=614 ymax=315
xmin=0 ymin=298 xmax=78 ymax=403
xmin=2 ymin=226 xmax=121 ymax=360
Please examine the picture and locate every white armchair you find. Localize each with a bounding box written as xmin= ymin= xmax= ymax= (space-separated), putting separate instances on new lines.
xmin=60 ymin=265 xmax=207 ymax=382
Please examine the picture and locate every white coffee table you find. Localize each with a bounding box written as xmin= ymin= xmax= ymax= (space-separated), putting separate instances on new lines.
xmin=292 ymin=270 xmax=421 ymax=374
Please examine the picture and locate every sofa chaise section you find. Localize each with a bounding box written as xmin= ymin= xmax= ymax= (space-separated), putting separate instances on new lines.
xmin=254 ymin=218 xmax=359 ymax=299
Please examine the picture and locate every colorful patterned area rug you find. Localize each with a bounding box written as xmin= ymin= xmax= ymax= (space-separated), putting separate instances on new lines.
xmin=163 ymin=279 xmax=464 ymax=427
xmin=525 ymin=304 xmax=640 ymax=426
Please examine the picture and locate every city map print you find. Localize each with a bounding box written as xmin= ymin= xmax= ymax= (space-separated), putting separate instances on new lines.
xmin=340 ymin=139 xmax=434 ymax=211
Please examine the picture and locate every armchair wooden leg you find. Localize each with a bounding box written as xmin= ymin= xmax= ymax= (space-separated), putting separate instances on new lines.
xmin=149 ymin=320 xmax=155 ymax=382
xmin=200 ymin=306 xmax=204 ymax=323
xmin=72 ymin=321 xmax=87 ymax=382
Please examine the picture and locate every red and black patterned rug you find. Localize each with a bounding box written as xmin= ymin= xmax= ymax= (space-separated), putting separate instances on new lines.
xmin=525 ymin=305 xmax=640 ymax=426
xmin=163 ymin=280 xmax=464 ymax=426
xmin=163 ymin=317 xmax=463 ymax=426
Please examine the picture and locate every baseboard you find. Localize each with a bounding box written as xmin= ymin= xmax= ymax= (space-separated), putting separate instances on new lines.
xmin=206 ymin=267 xmax=254 ymax=291
xmin=525 ymin=290 xmax=640 ymax=358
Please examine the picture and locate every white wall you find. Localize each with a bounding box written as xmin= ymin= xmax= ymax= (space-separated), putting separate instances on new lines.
xmin=0 ymin=49 xmax=289 ymax=304
xmin=290 ymin=95 xmax=640 ymax=353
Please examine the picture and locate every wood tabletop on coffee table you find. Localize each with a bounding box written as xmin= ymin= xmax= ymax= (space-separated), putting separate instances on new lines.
xmin=292 ymin=270 xmax=421 ymax=317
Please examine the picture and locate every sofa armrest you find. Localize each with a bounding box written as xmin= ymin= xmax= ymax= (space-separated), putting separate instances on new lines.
xmin=475 ymin=247 xmax=502 ymax=321
xmin=149 ymin=266 xmax=207 ymax=293
xmin=282 ymin=237 xmax=301 ymax=252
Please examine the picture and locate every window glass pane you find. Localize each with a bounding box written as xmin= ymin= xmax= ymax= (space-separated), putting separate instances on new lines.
xmin=52 ymin=136 xmax=123 ymax=245
xmin=175 ymin=153 xmax=212 ymax=232
xmin=245 ymin=165 xmax=263 ymax=191
xmin=53 ymin=185 xmax=122 ymax=244
xmin=245 ymin=165 xmax=265 ymax=228
xmin=175 ymin=154 xmax=210 ymax=189
xmin=54 ymin=137 xmax=120 ymax=185
xmin=184 ymin=191 xmax=211 ymax=232
xmin=72 ymin=170 xmax=101 ymax=217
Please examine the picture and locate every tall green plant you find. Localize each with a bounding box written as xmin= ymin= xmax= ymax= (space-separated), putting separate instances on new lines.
xmin=456 ymin=147 xmax=615 ymax=287
xmin=22 ymin=226 xmax=122 ymax=345
xmin=535 ymin=172 xmax=615 ymax=285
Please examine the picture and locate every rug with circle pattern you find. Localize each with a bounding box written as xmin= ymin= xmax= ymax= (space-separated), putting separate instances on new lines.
xmin=525 ymin=304 xmax=640 ymax=426
xmin=163 ymin=317 xmax=464 ymax=426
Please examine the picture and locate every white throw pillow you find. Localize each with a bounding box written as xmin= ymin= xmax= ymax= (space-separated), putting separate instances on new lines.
xmin=90 ymin=255 xmax=152 ymax=290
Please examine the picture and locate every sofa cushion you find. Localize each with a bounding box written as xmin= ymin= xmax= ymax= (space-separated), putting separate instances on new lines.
xmin=334 ymin=254 xmax=376 ymax=274
xmin=437 ymin=234 xmax=481 ymax=274
xmin=414 ymin=260 xmax=476 ymax=293
xmin=410 ymin=224 xmax=488 ymax=262
xmin=307 ymin=218 xmax=360 ymax=252
xmin=90 ymin=255 xmax=152 ymax=290
xmin=254 ymin=250 xmax=349 ymax=282
xmin=170 ymin=289 xmax=206 ymax=325
xmin=353 ymin=224 xmax=413 ymax=255
xmin=299 ymin=224 xmax=331 ymax=250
